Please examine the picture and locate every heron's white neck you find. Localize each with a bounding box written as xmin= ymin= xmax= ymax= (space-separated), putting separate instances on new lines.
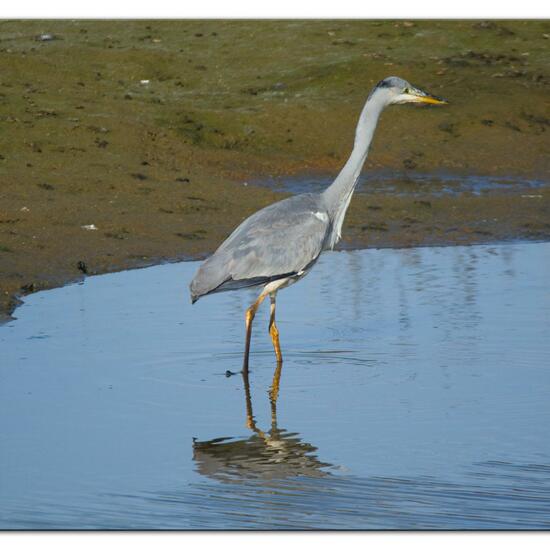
xmin=322 ymin=90 xmax=387 ymax=249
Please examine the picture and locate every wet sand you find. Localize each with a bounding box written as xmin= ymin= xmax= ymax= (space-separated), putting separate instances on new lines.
xmin=1 ymin=20 xmax=549 ymax=320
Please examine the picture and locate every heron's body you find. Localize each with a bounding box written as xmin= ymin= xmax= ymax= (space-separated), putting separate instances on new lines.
xmin=190 ymin=76 xmax=447 ymax=370
xmin=190 ymin=193 xmax=330 ymax=303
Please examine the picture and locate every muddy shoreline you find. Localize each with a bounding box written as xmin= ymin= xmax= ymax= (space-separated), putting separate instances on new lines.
xmin=1 ymin=20 xmax=549 ymax=321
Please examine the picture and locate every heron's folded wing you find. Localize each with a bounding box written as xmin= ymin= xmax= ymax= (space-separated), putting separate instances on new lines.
xmin=218 ymin=199 xmax=330 ymax=281
xmin=190 ymin=195 xmax=330 ymax=299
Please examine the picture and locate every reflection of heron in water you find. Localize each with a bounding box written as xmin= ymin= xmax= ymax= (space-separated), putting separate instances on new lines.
xmin=193 ymin=365 xmax=332 ymax=482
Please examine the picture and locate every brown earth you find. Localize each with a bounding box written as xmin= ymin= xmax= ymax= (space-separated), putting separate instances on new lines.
xmin=1 ymin=19 xmax=549 ymax=321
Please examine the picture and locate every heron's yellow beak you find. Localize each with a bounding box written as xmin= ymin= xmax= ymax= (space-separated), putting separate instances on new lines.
xmin=392 ymin=86 xmax=449 ymax=106
xmin=417 ymin=93 xmax=448 ymax=105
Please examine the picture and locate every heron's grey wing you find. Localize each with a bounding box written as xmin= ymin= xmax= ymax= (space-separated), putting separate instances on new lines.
xmin=190 ymin=194 xmax=330 ymax=301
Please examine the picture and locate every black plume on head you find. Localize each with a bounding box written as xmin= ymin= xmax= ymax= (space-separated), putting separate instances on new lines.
xmin=375 ymin=76 xmax=407 ymax=89
xmin=375 ymin=78 xmax=394 ymax=89
xmin=368 ymin=76 xmax=409 ymax=99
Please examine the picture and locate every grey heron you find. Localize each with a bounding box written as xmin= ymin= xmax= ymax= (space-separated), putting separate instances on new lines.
xmin=190 ymin=76 xmax=447 ymax=371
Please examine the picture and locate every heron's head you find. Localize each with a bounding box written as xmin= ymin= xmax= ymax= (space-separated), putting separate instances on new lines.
xmin=373 ymin=76 xmax=448 ymax=106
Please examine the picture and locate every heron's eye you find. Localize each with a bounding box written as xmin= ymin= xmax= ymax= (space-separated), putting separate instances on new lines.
xmin=403 ymin=87 xmax=410 ymax=94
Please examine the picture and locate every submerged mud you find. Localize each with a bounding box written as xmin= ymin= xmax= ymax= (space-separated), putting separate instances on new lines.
xmin=1 ymin=20 xmax=549 ymax=320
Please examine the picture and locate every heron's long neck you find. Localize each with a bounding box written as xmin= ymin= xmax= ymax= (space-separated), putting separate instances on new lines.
xmin=323 ymin=92 xmax=386 ymax=248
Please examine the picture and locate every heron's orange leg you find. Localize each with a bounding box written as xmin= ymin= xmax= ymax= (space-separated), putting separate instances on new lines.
xmin=243 ymin=293 xmax=267 ymax=373
xmin=268 ymin=293 xmax=283 ymax=364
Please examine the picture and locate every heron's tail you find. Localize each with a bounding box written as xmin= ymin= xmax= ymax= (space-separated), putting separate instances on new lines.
xmin=189 ymin=250 xmax=231 ymax=304
xmin=189 ymin=280 xmax=201 ymax=304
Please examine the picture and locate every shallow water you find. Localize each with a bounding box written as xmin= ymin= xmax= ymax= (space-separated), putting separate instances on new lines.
xmin=1 ymin=242 xmax=550 ymax=529
xmin=254 ymin=172 xmax=548 ymax=197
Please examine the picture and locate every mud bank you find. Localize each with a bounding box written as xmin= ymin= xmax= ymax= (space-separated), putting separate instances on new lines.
xmin=1 ymin=20 xmax=549 ymax=320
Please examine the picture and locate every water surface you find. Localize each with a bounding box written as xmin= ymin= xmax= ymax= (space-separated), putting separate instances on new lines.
xmin=254 ymin=172 xmax=548 ymax=197
xmin=1 ymin=243 xmax=550 ymax=529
